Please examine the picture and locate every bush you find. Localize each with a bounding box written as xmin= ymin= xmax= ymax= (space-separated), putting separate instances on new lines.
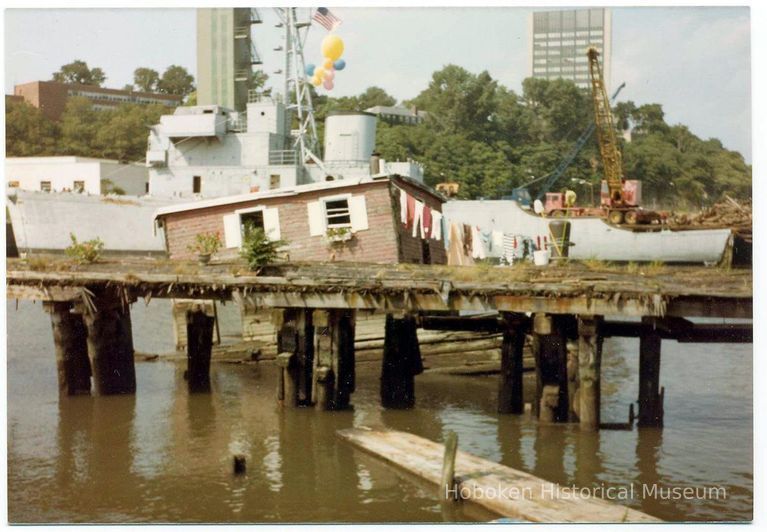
xmin=187 ymin=231 xmax=222 ymax=255
xmin=240 ymin=227 xmax=286 ymax=271
xmin=65 ymin=233 xmax=104 ymax=264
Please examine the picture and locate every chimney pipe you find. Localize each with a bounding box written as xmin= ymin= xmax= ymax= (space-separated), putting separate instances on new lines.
xmin=370 ymin=151 xmax=381 ymax=175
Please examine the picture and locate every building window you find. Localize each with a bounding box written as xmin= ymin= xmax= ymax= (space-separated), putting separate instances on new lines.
xmin=73 ymin=181 xmax=85 ymax=193
xmin=270 ymin=175 xmax=280 ymax=190
xmin=40 ymin=181 xmax=51 ymax=192
xmin=193 ymin=175 xmax=201 ymax=194
xmin=323 ymin=197 xmax=352 ymax=228
xmin=240 ymin=210 xmax=264 ymax=234
xmin=8 ymin=181 xmax=19 ymax=188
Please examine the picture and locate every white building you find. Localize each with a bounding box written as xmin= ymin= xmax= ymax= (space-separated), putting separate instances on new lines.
xmin=5 ymin=156 xmax=148 ymax=196
xmin=146 ymin=99 xmax=423 ymax=199
xmin=529 ymin=8 xmax=612 ymax=90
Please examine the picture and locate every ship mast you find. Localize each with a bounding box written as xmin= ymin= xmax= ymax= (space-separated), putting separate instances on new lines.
xmin=274 ymin=7 xmax=324 ymax=169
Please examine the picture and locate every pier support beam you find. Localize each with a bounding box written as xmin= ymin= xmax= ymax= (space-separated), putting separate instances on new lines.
xmin=498 ymin=312 xmax=527 ymax=414
xmin=186 ymin=306 xmax=215 ymax=393
xmin=381 ymin=314 xmax=424 ymax=409
xmin=82 ymin=293 xmax=136 ymax=395
xmin=313 ymin=309 xmax=356 ymax=410
xmin=577 ymin=315 xmax=604 ymax=431
xmin=44 ymin=301 xmax=91 ymax=396
xmin=532 ymin=314 xmax=569 ymax=422
xmin=275 ymin=308 xmax=314 ymax=407
xmin=638 ymin=316 xmax=664 ymax=427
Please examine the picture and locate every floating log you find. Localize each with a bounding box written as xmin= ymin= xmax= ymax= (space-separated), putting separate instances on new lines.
xmin=337 ymin=428 xmax=660 ymax=523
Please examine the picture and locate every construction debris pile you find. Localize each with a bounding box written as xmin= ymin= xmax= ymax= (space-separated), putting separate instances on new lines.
xmin=672 ymin=197 xmax=752 ymax=230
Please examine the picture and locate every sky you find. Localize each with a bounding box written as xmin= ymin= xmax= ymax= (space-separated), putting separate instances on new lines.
xmin=3 ymin=5 xmax=752 ymax=161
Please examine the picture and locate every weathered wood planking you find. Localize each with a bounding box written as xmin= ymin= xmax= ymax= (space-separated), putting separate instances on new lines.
xmin=337 ymin=428 xmax=661 ymax=523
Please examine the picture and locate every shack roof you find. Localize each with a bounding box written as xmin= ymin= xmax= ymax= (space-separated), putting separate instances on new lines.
xmin=153 ymin=173 xmax=445 ymax=221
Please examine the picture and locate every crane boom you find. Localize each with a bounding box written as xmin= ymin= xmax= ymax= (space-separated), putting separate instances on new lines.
xmin=588 ymin=46 xmax=625 ymax=207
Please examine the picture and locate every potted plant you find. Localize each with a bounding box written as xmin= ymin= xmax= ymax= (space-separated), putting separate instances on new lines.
xmin=325 ymin=226 xmax=353 ymax=244
xmin=188 ymin=231 xmax=222 ymax=265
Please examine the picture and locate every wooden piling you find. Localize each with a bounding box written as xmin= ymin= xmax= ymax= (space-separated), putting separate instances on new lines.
xmin=532 ymin=314 xmax=569 ymax=422
xmin=186 ymin=306 xmax=215 ymax=393
xmin=638 ymin=316 xmax=664 ymax=427
xmin=381 ymin=314 xmax=424 ymax=409
xmin=277 ymin=308 xmax=314 ymax=405
xmin=313 ymin=309 xmax=356 ymax=410
xmin=577 ymin=315 xmax=603 ymax=431
xmin=440 ymin=431 xmax=459 ymax=502
xmin=82 ymin=293 xmax=136 ymax=395
xmin=276 ymin=352 xmax=298 ymax=406
xmin=498 ymin=312 xmax=527 ymax=414
xmin=45 ymin=301 xmax=91 ymax=396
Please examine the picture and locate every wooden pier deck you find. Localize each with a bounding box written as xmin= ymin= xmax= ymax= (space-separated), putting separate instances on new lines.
xmin=5 ymin=258 xmax=752 ymax=319
xmin=6 ymin=257 xmax=752 ymax=427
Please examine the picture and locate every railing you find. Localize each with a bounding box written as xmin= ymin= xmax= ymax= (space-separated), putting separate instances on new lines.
xmin=228 ymin=115 xmax=247 ymax=133
xmin=269 ymin=150 xmax=298 ymax=165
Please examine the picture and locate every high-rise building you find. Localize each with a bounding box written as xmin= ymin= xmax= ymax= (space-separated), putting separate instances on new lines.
xmin=196 ymin=8 xmax=262 ymax=112
xmin=529 ymin=8 xmax=612 ymax=90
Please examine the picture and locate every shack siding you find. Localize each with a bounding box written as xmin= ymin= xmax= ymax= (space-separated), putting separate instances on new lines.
xmin=393 ymin=180 xmax=447 ymax=265
xmin=164 ymin=180 xmax=403 ymax=263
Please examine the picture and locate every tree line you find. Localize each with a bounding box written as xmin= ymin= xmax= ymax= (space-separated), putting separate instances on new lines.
xmin=7 ymin=61 xmax=750 ymax=206
xmin=52 ymin=60 xmax=195 ymax=96
xmin=311 ymin=66 xmax=751 ymax=208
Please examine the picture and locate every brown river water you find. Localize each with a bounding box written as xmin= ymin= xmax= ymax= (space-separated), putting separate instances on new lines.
xmin=6 ymin=299 xmax=752 ymax=523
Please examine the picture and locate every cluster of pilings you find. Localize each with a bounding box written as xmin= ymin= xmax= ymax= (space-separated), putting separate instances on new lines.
xmin=44 ymin=290 xmax=666 ymax=428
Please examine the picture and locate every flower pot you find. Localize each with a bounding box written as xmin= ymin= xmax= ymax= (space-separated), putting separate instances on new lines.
xmin=198 ymin=253 xmax=211 ymax=266
xmin=533 ymin=249 xmax=550 ymax=266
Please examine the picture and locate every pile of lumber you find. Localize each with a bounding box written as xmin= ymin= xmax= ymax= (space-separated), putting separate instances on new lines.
xmin=673 ymin=196 xmax=752 ymax=229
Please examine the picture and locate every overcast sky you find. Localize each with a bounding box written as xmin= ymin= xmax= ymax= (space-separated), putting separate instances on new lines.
xmin=3 ymin=6 xmax=751 ymax=161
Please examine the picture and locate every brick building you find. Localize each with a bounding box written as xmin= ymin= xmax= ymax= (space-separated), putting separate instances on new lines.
xmin=154 ymin=174 xmax=447 ymax=265
xmin=12 ymin=81 xmax=182 ymax=121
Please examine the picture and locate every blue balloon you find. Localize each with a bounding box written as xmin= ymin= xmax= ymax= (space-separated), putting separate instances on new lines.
xmin=305 ymin=64 xmax=316 ymax=77
xmin=333 ymin=59 xmax=346 ymax=71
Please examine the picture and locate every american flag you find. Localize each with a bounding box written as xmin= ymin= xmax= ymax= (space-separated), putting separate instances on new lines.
xmin=312 ymin=7 xmax=342 ymax=31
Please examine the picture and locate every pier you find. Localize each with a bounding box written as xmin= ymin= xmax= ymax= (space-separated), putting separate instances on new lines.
xmin=6 ymin=257 xmax=752 ymax=431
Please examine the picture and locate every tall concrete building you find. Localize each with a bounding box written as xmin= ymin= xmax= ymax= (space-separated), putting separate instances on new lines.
xmin=196 ymin=8 xmax=262 ymax=112
xmin=529 ymin=8 xmax=612 ymax=90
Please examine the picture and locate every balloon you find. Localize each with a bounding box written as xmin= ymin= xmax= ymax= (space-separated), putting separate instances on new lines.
xmin=305 ymin=63 xmax=315 ymax=77
xmin=314 ymin=66 xmax=326 ymax=79
xmin=311 ymin=76 xmax=321 ymax=87
xmin=321 ymin=34 xmax=344 ymax=61
xmin=333 ymin=59 xmax=346 ymax=71
xmin=325 ymin=69 xmax=335 ymax=81
xmin=323 ymin=58 xmax=334 ymax=70
xmin=323 ymin=78 xmax=334 ymax=90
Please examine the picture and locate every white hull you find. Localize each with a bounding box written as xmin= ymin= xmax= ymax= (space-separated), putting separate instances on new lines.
xmin=7 ymin=190 xmax=184 ymax=254
xmin=443 ymin=200 xmax=731 ymax=263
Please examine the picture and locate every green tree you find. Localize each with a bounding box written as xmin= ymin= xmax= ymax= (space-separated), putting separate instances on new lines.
xmin=158 ymin=65 xmax=195 ymax=97
xmin=5 ymin=100 xmax=60 ymax=156
xmin=133 ymin=67 xmax=160 ymax=92
xmin=96 ymin=103 xmax=166 ymax=162
xmin=59 ymin=97 xmax=104 ymax=157
xmin=356 ymin=86 xmax=397 ymax=110
xmin=52 ymin=60 xmax=106 ymax=86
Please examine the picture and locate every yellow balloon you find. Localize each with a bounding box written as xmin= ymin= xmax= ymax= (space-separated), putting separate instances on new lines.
xmin=321 ymin=34 xmax=344 ymax=61
xmin=311 ymin=76 xmax=321 ymax=87
xmin=314 ymin=67 xmax=326 ymax=79
xmin=323 ymin=58 xmax=334 ymax=70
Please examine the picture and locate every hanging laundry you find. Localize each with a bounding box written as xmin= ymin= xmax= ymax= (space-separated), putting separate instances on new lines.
xmin=448 ymin=223 xmax=474 ymax=266
xmin=491 ymin=230 xmax=504 ymax=257
xmin=399 ymin=188 xmax=408 ymax=225
xmin=462 ymin=224 xmax=473 ymax=256
xmin=412 ymin=200 xmax=424 ymax=238
xmin=471 ymin=226 xmax=485 ymax=259
xmin=406 ymin=194 xmax=416 ymax=229
xmin=422 ymin=205 xmax=432 ymax=239
xmin=431 ymin=211 xmax=443 ymax=241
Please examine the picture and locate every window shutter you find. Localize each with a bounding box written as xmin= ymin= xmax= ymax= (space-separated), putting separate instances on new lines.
xmin=263 ymin=207 xmax=281 ymax=241
xmin=307 ymin=201 xmax=325 ymax=236
xmin=349 ymin=195 xmax=368 ymax=232
xmin=223 ymin=213 xmax=242 ymax=248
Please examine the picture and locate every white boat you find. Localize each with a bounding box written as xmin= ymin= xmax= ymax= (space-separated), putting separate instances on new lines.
xmin=443 ymin=199 xmax=732 ymax=264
